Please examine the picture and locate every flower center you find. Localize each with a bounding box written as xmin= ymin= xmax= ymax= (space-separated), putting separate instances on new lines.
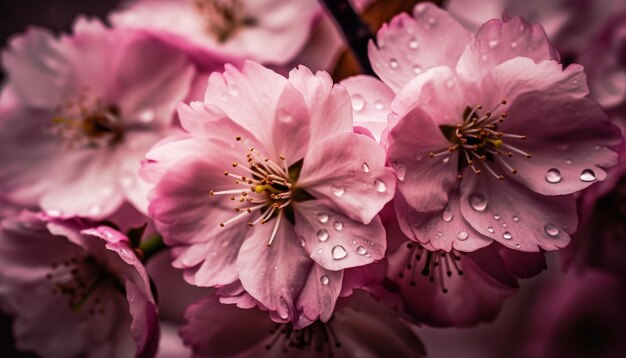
xmin=193 ymin=0 xmax=257 ymax=42
xmin=431 ymin=99 xmax=530 ymax=181
xmin=46 ymin=255 xmax=122 ymax=315
xmin=397 ymin=243 xmax=464 ymax=294
xmin=210 ymin=136 xmax=305 ymax=246
xmin=264 ymin=320 xmax=342 ymax=356
xmin=50 ymin=88 xmax=123 ymax=149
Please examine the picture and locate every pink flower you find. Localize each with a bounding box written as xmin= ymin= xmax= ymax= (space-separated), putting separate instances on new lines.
xmin=0 ymin=212 xmax=159 ymax=357
xmin=353 ymin=4 xmax=621 ymax=252
xmin=180 ymin=292 xmax=425 ymax=357
xmin=142 ymin=61 xmax=396 ymax=323
xmin=110 ymin=0 xmax=321 ymax=66
xmin=0 ymin=18 xmax=196 ymax=218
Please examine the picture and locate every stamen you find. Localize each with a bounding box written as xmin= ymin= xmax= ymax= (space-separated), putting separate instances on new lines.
xmin=501 ymin=143 xmax=532 ymax=158
xmin=266 ymin=211 xmax=283 ymax=247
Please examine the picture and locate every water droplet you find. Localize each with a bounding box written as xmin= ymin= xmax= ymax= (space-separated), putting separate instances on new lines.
xmin=469 ymin=193 xmax=487 ymax=211
xmin=579 ymin=169 xmax=596 ymax=182
xmin=373 ymin=179 xmax=387 ymax=192
xmin=515 ymin=244 xmax=521 ymax=248
xmin=408 ymin=38 xmax=419 ymax=49
xmin=317 ymin=212 xmax=329 ymax=224
xmin=331 ymin=245 xmax=348 ymax=260
xmin=333 ymin=221 xmax=343 ymax=231
xmin=513 ymin=215 xmax=519 ymax=222
xmin=361 ymin=162 xmax=370 ymax=173
xmin=457 ymin=231 xmax=469 ymax=241
xmin=442 ymin=156 xmax=450 ymax=163
xmin=544 ymin=224 xmax=560 ymax=237
xmin=413 ymin=65 xmax=423 ymax=75
xmin=320 ymin=275 xmax=329 ymax=285
xmin=441 ymin=210 xmax=453 ymax=222
xmin=501 ymin=222 xmax=507 ymax=228
xmin=277 ymin=109 xmax=292 ymax=123
xmin=493 ymin=213 xmax=501 ymax=220
xmin=545 ymin=168 xmax=562 ymax=183
xmin=356 ymin=246 xmax=367 ymax=255
xmin=389 ymin=59 xmax=399 ymax=69
xmin=374 ymin=101 xmax=384 ymax=110
xmin=502 ymin=231 xmax=512 ymax=240
xmin=565 ymin=159 xmax=573 ymax=165
xmin=300 ymin=238 xmax=306 ymax=247
xmin=137 ymin=109 xmax=155 ymax=123
xmin=488 ymin=226 xmax=495 ymax=233
xmin=511 ymin=41 xmax=518 ymax=48
xmin=331 ymin=184 xmax=345 ymax=197
xmin=488 ymin=39 xmax=499 ymax=48
xmin=351 ymin=94 xmax=365 ymax=112
xmin=317 ymin=229 xmax=329 ymax=242
xmin=317 ymin=248 xmax=323 ymax=254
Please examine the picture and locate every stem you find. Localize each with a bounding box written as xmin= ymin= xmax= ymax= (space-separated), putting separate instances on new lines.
xmin=139 ymin=234 xmax=167 ymax=262
xmin=319 ymin=0 xmax=375 ymax=76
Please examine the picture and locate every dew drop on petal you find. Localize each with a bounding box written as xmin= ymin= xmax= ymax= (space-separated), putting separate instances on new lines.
xmin=300 ymin=238 xmax=306 ymax=247
xmin=580 ymin=169 xmax=596 ymax=182
xmin=277 ymin=109 xmax=292 ymax=123
xmin=413 ymin=65 xmax=423 ymax=75
xmin=333 ymin=221 xmax=343 ymax=231
xmin=441 ymin=210 xmax=453 ymax=222
xmin=565 ymin=159 xmax=573 ymax=165
xmin=469 ymin=193 xmax=487 ymax=212
xmin=320 ymin=275 xmax=329 ymax=285
xmin=317 ymin=229 xmax=329 ymax=242
xmin=457 ymin=232 xmax=469 ymax=241
xmin=361 ymin=162 xmax=370 ymax=173
xmin=374 ymin=101 xmax=385 ymax=110
xmin=503 ymin=231 xmax=512 ymax=240
xmin=389 ymin=59 xmax=399 ymax=69
xmin=394 ymin=162 xmax=406 ymax=181
xmin=513 ymin=215 xmax=519 ymax=222
xmin=331 ymin=245 xmax=348 ymax=260
xmin=137 ymin=109 xmax=155 ymax=123
xmin=351 ymin=94 xmax=365 ymax=112
xmin=331 ymin=184 xmax=345 ymax=197
xmin=317 ymin=212 xmax=329 ymax=224
xmin=409 ymin=38 xmax=419 ymax=49
xmin=545 ymin=168 xmax=562 ymax=183
xmin=493 ymin=213 xmax=501 ymax=220
xmin=488 ymin=226 xmax=495 ymax=233
xmin=374 ymin=179 xmax=387 ymax=193
xmin=544 ymin=224 xmax=560 ymax=237
xmin=488 ymin=39 xmax=499 ymax=48
xmin=356 ymin=246 xmax=367 ymax=255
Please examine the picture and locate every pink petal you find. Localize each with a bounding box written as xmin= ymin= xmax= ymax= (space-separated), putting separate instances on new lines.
xmin=368 ymin=3 xmax=471 ymax=92
xmin=500 ymin=92 xmax=621 ymax=196
xmin=294 ymin=200 xmax=386 ymax=271
xmin=298 ymin=132 xmax=395 ymax=224
xmin=387 ymin=105 xmax=459 ymax=212
xmin=459 ymin=173 xmax=577 ymax=252
xmin=456 ymin=15 xmax=559 ymax=83
xmin=339 ymin=75 xmax=395 ymax=143
xmin=295 ymin=264 xmax=343 ymax=322
xmin=236 ymin=218 xmax=311 ymax=322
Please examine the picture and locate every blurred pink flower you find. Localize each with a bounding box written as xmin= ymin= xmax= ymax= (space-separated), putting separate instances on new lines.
xmin=180 ymin=292 xmax=425 ymax=357
xmin=0 ymin=212 xmax=159 ymax=357
xmin=357 ymin=3 xmax=621 ymax=252
xmin=0 ymin=18 xmax=196 ymax=219
xmin=110 ymin=0 xmax=321 ymax=66
xmin=142 ymin=61 xmax=396 ymax=324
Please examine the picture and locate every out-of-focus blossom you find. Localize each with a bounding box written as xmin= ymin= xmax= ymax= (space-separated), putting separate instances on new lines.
xmin=180 ymin=292 xmax=425 ymax=357
xmin=383 ymin=201 xmax=546 ymax=327
xmin=0 ymin=18 xmax=196 ymax=218
xmin=110 ymin=0 xmax=321 ymax=66
xmin=142 ymin=61 xmax=395 ymax=325
xmin=0 ymin=212 xmax=159 ymax=358
xmin=348 ymin=3 xmax=621 ymax=253
xmin=514 ymin=269 xmax=626 ymax=358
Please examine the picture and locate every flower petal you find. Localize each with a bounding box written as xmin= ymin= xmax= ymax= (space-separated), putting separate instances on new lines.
xmin=295 ymin=264 xmax=343 ymax=322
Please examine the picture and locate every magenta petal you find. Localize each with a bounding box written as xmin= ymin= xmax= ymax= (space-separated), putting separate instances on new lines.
xmin=387 ymin=105 xmax=459 ymax=212
xmin=459 ymin=173 xmax=577 ymax=252
xmin=236 ymin=219 xmax=311 ymax=322
xmin=296 ymin=265 xmax=343 ymax=322
xmin=500 ymin=92 xmax=621 ymax=196
xmin=294 ymin=200 xmax=386 ymax=271
xmin=368 ymin=3 xmax=470 ymax=92
xmin=298 ymin=132 xmax=395 ymax=224
xmin=456 ymin=15 xmax=559 ymax=82
xmin=339 ymin=75 xmax=394 ymax=143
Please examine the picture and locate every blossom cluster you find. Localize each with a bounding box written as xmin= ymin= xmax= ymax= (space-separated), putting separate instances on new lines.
xmin=0 ymin=0 xmax=624 ymax=357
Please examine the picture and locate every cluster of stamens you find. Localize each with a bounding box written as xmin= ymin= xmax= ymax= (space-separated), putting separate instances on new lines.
xmin=193 ymin=0 xmax=256 ymax=42
xmin=265 ymin=321 xmax=342 ymax=357
xmin=429 ymin=100 xmax=531 ymax=181
xmin=210 ymin=136 xmax=293 ymax=246
xmin=46 ymin=255 xmax=112 ymax=315
xmin=50 ymin=87 xmax=123 ymax=150
xmin=398 ymin=243 xmax=464 ymax=294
